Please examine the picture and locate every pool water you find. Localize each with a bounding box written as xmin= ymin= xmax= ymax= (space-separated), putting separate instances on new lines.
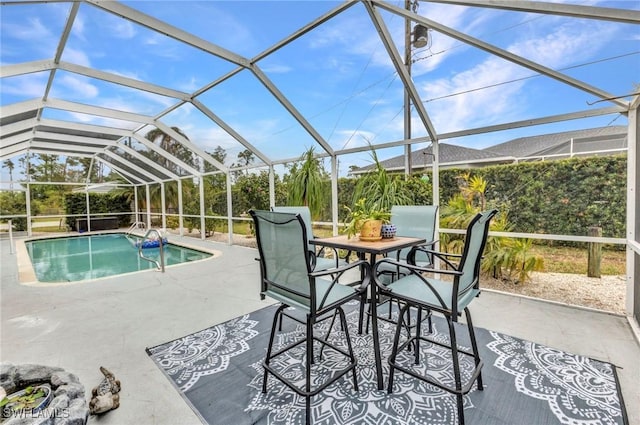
xmin=25 ymin=233 xmax=213 ymax=283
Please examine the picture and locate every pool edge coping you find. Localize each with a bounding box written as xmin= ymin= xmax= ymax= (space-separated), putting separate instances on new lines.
xmin=16 ymin=231 xmax=223 ymax=287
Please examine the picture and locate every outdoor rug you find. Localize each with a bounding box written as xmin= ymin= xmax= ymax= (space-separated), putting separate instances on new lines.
xmin=147 ymin=302 xmax=628 ymax=424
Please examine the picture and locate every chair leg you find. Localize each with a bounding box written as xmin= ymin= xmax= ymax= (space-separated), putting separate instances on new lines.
xmin=305 ymin=315 xmax=313 ymax=425
xmin=464 ymin=307 xmax=483 ymax=391
xmin=414 ymin=307 xmax=422 ymax=364
xmin=358 ymin=293 xmax=367 ymax=334
xmin=387 ymin=303 xmax=410 ymax=394
xmin=446 ymin=315 xmax=465 ymax=425
xmin=263 ymin=305 xmax=287 ymax=393
xmin=337 ymin=307 xmax=359 ymax=391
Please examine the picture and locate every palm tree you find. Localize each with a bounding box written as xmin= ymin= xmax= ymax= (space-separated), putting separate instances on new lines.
xmin=287 ymin=146 xmax=328 ymax=218
xmin=145 ymin=127 xmax=195 ymax=174
xmin=3 ymin=159 xmax=14 ymax=189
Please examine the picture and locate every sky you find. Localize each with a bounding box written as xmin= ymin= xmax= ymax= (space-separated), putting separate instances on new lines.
xmin=1 ymin=0 xmax=639 ymax=180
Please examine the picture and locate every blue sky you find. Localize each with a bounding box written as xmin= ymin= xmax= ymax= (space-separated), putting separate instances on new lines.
xmin=1 ymin=0 xmax=639 ymax=179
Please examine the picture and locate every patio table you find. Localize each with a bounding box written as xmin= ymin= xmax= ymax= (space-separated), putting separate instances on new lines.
xmin=310 ymin=234 xmax=426 ymax=390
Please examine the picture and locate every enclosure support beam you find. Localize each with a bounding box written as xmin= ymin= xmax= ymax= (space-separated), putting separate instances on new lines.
xmin=199 ymin=176 xmax=205 ymax=241
xmin=25 ymin=183 xmax=32 ymax=237
xmin=626 ymin=103 xmax=639 ymax=329
xmin=145 ymin=185 xmax=151 ymax=229
xmin=268 ymin=166 xmax=275 ymax=209
xmin=178 ymin=180 xmax=184 ymax=237
xmin=331 ymin=156 xmax=339 ymax=236
xmin=226 ymin=174 xmax=233 ymax=245
xmin=161 ymin=183 xmax=167 ymax=230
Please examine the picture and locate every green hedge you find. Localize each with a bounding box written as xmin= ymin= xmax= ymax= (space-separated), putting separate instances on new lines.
xmin=64 ymin=193 xmax=132 ymax=228
xmin=451 ymin=155 xmax=626 ymax=238
xmin=335 ymin=155 xmax=626 ymax=238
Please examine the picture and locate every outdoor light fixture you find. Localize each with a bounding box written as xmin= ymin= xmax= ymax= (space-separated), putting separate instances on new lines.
xmin=412 ymin=24 xmax=429 ymax=48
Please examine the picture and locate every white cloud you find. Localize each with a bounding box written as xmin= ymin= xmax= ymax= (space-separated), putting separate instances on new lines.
xmin=5 ymin=17 xmax=50 ymax=40
xmin=71 ymin=13 xmax=86 ymax=42
xmin=0 ymin=73 xmax=48 ymax=98
xmin=335 ymin=129 xmax=377 ymax=151
xmin=56 ymin=74 xmax=99 ymax=99
xmin=61 ymin=47 xmax=92 ymax=67
xmin=261 ymin=63 xmax=292 ymax=74
xmin=113 ymin=20 xmax=136 ymax=39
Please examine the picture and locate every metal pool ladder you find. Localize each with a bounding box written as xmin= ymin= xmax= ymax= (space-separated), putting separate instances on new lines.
xmin=138 ymin=228 xmax=165 ymax=272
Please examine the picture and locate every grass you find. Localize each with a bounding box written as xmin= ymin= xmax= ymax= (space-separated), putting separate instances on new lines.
xmin=530 ymin=245 xmax=625 ymax=275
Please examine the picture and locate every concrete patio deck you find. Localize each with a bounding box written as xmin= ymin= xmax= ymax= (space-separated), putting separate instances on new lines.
xmin=1 ymin=234 xmax=638 ymax=424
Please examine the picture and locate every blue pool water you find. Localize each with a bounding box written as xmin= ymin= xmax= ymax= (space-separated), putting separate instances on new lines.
xmin=25 ymin=233 xmax=213 ymax=283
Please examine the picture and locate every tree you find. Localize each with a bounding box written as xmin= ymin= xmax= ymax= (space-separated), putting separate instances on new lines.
xmin=145 ymin=127 xmax=196 ymax=174
xmin=287 ymin=146 xmax=328 ymax=219
xmin=3 ymin=159 xmax=15 ymax=189
xmin=231 ymin=149 xmax=255 ymax=182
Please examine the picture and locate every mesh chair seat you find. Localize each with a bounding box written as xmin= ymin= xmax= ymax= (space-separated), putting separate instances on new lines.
xmin=264 ymin=275 xmax=361 ymax=315
xmin=383 ymin=274 xmax=480 ymax=313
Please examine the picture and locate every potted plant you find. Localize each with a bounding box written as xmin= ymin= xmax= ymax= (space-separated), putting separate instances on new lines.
xmin=343 ymin=198 xmax=391 ymax=241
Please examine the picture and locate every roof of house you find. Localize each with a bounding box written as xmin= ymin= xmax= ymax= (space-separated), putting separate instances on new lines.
xmin=352 ymin=126 xmax=628 ymax=175
xmin=486 ymin=126 xmax=627 ymax=158
xmin=353 ymin=143 xmax=511 ymax=174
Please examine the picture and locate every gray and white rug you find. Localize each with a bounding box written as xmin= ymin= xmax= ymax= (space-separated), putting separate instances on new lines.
xmin=147 ymin=302 xmax=627 ymax=425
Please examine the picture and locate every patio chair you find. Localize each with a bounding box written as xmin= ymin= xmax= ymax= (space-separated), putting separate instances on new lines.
xmin=250 ymin=210 xmax=370 ymax=425
xmin=363 ymin=205 xmax=438 ymax=334
xmin=272 ymin=206 xmax=344 ymax=272
xmin=375 ymin=209 xmax=497 ymax=425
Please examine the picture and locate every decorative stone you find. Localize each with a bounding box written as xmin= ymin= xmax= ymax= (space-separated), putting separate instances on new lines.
xmin=14 ymin=365 xmax=63 ymax=388
xmin=50 ymin=372 xmax=78 ymax=388
xmin=54 ymin=383 xmax=85 ymax=401
xmin=0 ymin=363 xmax=87 ymax=425
xmin=47 ymin=394 xmax=70 ymax=412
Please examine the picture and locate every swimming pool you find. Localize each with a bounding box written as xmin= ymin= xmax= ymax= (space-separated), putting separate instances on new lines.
xmin=25 ymin=233 xmax=213 ymax=283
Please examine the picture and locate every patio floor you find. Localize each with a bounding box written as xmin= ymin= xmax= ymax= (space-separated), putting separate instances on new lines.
xmin=1 ymin=234 xmax=638 ymax=424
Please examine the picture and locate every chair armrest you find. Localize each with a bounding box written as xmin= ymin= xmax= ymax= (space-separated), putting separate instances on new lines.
xmin=310 ymin=259 xmax=371 ymax=292
xmin=374 ymin=257 xmax=463 ymax=278
xmin=309 ymin=258 xmax=368 ymax=278
xmin=409 ymin=246 xmax=461 ymax=270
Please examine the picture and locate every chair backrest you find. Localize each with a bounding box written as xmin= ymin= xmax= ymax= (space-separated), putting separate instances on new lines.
xmin=391 ymin=205 xmax=438 ymax=263
xmin=250 ymin=210 xmax=313 ymax=309
xmin=456 ymin=209 xmax=498 ymax=295
xmin=272 ymin=206 xmax=314 ymax=252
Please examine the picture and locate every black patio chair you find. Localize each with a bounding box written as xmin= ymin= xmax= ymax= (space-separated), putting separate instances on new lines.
xmin=375 ymin=209 xmax=498 ymax=425
xmin=250 ymin=210 xmax=370 ymax=425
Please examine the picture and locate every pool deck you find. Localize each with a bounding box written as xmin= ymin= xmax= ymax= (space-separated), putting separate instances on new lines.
xmin=1 ymin=233 xmax=639 ymax=424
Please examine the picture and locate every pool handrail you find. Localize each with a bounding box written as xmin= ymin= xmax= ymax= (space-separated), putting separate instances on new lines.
xmin=138 ymin=228 xmax=165 ymax=272
xmin=126 ymin=221 xmax=146 ymax=235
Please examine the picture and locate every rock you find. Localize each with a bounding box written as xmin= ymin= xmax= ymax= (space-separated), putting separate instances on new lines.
xmin=58 ymin=398 xmax=89 ymax=425
xmin=47 ymin=394 xmax=70 ymax=412
xmin=53 ymin=383 xmax=85 ymax=400
xmin=14 ymin=365 xmax=63 ymax=388
xmin=0 ymin=363 xmax=17 ymax=394
xmin=50 ymin=372 xmax=78 ymax=388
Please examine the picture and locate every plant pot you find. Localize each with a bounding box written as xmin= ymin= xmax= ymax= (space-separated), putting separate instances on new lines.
xmin=381 ymin=223 xmax=397 ymax=239
xmin=2 ymin=384 xmax=53 ymax=415
xmin=359 ymin=219 xmax=382 ymax=241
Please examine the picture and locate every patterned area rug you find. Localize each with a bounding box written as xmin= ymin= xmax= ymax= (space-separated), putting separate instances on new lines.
xmin=147 ymin=302 xmax=627 ymax=425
